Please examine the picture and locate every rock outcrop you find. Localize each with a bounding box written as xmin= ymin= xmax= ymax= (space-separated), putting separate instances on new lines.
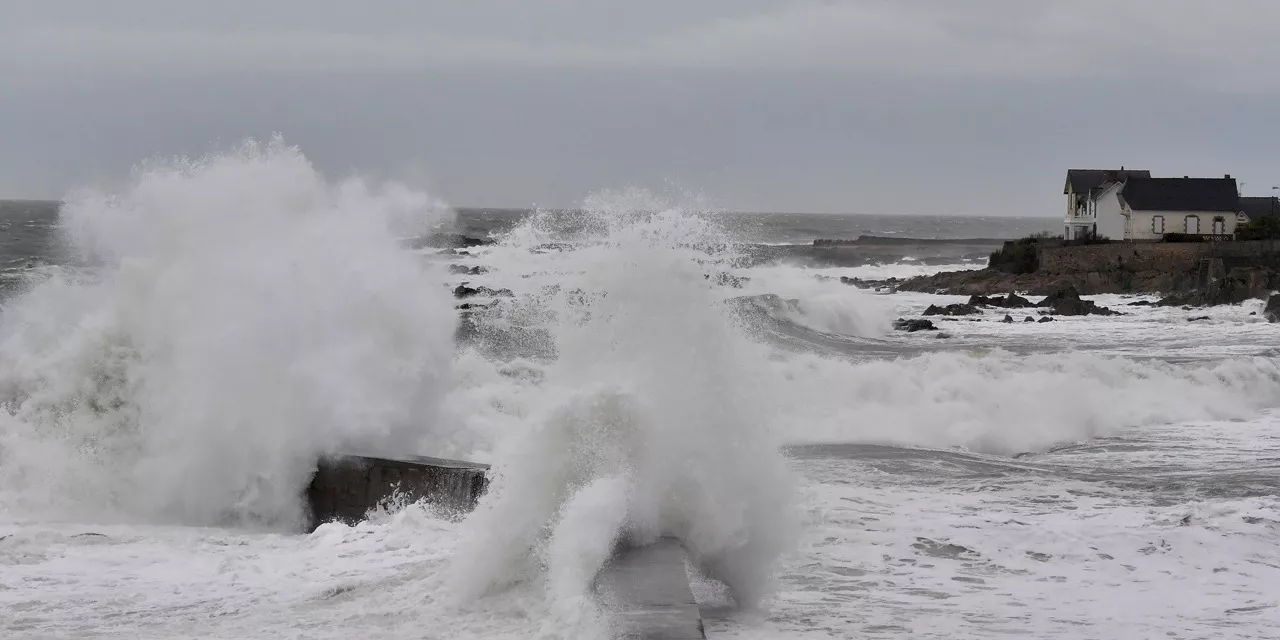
xmin=706 ymin=272 xmax=748 ymax=288
xmin=1037 ymin=285 xmax=1118 ymax=316
xmin=923 ymin=303 xmax=980 ymax=317
xmin=897 ymin=243 xmax=1280 ymax=307
xmin=454 ymin=284 xmax=514 ymax=298
xmin=893 ymin=318 xmax=937 ymax=332
xmin=1154 ymin=267 xmax=1277 ymax=308
xmin=1265 ymin=294 xmax=1280 ymax=323
xmin=967 ymin=292 xmax=1034 ymax=309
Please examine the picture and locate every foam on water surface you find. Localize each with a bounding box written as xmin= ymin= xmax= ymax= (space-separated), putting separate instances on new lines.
xmin=706 ymin=412 xmax=1280 ymax=639
xmin=3 ymin=142 xmax=1280 ymax=639
xmin=0 ymin=505 xmax=610 ymax=639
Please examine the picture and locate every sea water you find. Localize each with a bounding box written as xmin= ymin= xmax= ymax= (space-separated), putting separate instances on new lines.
xmin=1 ymin=141 xmax=1277 ymax=639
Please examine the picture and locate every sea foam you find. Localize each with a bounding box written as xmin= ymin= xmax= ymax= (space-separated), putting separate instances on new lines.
xmin=447 ymin=190 xmax=800 ymax=609
xmin=0 ymin=138 xmax=458 ymax=528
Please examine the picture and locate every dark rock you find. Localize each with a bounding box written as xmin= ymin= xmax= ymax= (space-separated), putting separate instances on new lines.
xmin=1156 ymin=292 xmax=1199 ymax=307
xmin=1265 ymin=294 xmax=1280 ymax=323
xmin=706 ymin=272 xmax=748 ymax=288
xmin=893 ymin=318 xmax=937 ymax=332
xmin=1156 ymin=269 xmax=1278 ymax=308
xmin=1126 ymin=300 xmax=1153 ymax=306
xmin=935 ymin=332 xmax=952 ymax=339
xmin=448 ymin=264 xmax=488 ymax=276
xmin=1037 ymin=285 xmax=1118 ymax=316
xmin=923 ymin=303 xmax=980 ymax=317
xmin=418 ymin=233 xmax=496 ymax=250
xmin=1038 ymin=316 xmax=1055 ymax=323
xmin=453 ymin=285 xmax=514 ymax=299
xmin=968 ymin=292 xmax=1033 ymax=309
xmin=1003 ymin=292 xmax=1034 ymax=308
xmin=1001 ymin=315 xmax=1014 ymax=323
xmin=456 ymin=301 xmax=499 ymax=311
xmin=1024 ymin=316 xmax=1036 ymax=322
xmin=1187 ymin=316 xmax=1211 ymax=322
xmin=840 ymin=276 xmax=897 ymax=291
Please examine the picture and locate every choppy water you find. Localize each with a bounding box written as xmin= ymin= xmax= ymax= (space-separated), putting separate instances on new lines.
xmin=1 ymin=143 xmax=1277 ymax=639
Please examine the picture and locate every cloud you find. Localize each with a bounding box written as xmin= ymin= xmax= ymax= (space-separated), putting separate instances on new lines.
xmin=6 ymin=1 xmax=1280 ymax=92
xmin=3 ymin=1 xmax=1278 ymax=212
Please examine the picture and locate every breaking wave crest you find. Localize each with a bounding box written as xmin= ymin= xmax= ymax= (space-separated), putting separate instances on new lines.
xmin=447 ymin=191 xmax=799 ymax=610
xmin=0 ymin=139 xmax=458 ymax=528
xmin=5 ymin=140 xmax=1280 ymax=634
xmin=773 ymin=350 xmax=1280 ymax=455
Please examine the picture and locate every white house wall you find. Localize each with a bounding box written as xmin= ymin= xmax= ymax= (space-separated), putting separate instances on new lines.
xmin=1093 ymin=184 xmax=1126 ymax=240
xmin=1127 ymin=210 xmax=1237 ymax=241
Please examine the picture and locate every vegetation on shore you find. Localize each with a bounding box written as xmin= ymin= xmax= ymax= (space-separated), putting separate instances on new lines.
xmin=1236 ymin=216 xmax=1280 ymax=241
xmin=987 ymin=232 xmax=1110 ymax=275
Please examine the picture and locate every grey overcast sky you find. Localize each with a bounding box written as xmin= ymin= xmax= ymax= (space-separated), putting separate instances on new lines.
xmin=3 ymin=1 xmax=1280 ymax=215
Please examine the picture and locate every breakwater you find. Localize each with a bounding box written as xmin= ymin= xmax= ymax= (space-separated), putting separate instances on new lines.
xmin=594 ymin=538 xmax=705 ymax=640
xmin=305 ymin=452 xmax=489 ymax=532
xmin=305 ymin=455 xmax=706 ymax=638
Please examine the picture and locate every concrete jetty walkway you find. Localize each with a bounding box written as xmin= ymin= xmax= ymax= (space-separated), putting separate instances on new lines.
xmin=594 ymin=538 xmax=706 ymax=639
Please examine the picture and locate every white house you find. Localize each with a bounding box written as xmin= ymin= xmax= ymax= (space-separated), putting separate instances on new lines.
xmin=1092 ymin=176 xmax=1240 ymax=241
xmin=1063 ymin=168 xmax=1150 ymax=240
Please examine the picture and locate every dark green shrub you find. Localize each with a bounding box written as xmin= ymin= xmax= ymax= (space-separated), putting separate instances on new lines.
xmin=1237 ymin=217 xmax=1280 ymax=241
xmin=988 ymin=238 xmax=1040 ymax=273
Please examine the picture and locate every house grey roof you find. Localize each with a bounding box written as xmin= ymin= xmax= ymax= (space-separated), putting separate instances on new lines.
xmin=1064 ymin=168 xmax=1151 ymax=195
xmin=1119 ymin=177 xmax=1239 ymax=212
xmin=1239 ymin=196 xmax=1280 ymax=220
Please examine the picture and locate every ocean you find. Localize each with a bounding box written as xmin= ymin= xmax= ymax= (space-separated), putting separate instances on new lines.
xmin=1 ymin=144 xmax=1278 ymax=639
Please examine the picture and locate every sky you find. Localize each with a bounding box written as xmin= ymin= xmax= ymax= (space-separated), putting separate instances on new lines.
xmin=3 ymin=0 xmax=1280 ymax=216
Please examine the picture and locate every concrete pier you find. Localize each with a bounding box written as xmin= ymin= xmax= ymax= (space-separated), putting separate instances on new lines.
xmin=594 ymin=538 xmax=706 ymax=640
xmin=304 ymin=452 xmax=489 ymax=532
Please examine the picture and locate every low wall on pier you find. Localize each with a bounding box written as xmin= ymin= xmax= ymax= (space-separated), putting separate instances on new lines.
xmin=304 ymin=452 xmax=489 ymax=532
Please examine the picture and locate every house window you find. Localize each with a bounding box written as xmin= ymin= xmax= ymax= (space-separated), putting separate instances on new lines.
xmin=1151 ymin=215 xmax=1165 ymax=235
xmin=1212 ymin=216 xmax=1226 ymax=235
xmin=1184 ymin=215 xmax=1200 ymax=234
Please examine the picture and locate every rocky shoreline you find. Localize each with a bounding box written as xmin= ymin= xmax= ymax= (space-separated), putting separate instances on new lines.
xmin=890 ymin=284 xmax=1130 ymax=333
xmin=851 ymin=262 xmax=1279 ymax=311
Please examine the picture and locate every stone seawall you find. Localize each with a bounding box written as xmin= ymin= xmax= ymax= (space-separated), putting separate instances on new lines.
xmin=1037 ymin=243 xmax=1203 ymax=275
xmin=898 ymin=240 xmax=1280 ymax=297
xmin=1038 ymin=240 xmax=1280 ymax=275
xmin=305 ymin=452 xmax=489 ymax=532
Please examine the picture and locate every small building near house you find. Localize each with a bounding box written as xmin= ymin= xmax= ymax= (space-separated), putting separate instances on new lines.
xmin=1239 ymin=196 xmax=1280 ymax=223
xmin=1063 ymin=168 xmax=1150 ymax=240
xmin=1095 ymin=175 xmax=1240 ymax=241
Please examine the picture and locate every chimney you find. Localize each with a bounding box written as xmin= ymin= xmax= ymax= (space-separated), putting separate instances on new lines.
xmin=1225 ymin=174 xmax=1231 ymax=179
